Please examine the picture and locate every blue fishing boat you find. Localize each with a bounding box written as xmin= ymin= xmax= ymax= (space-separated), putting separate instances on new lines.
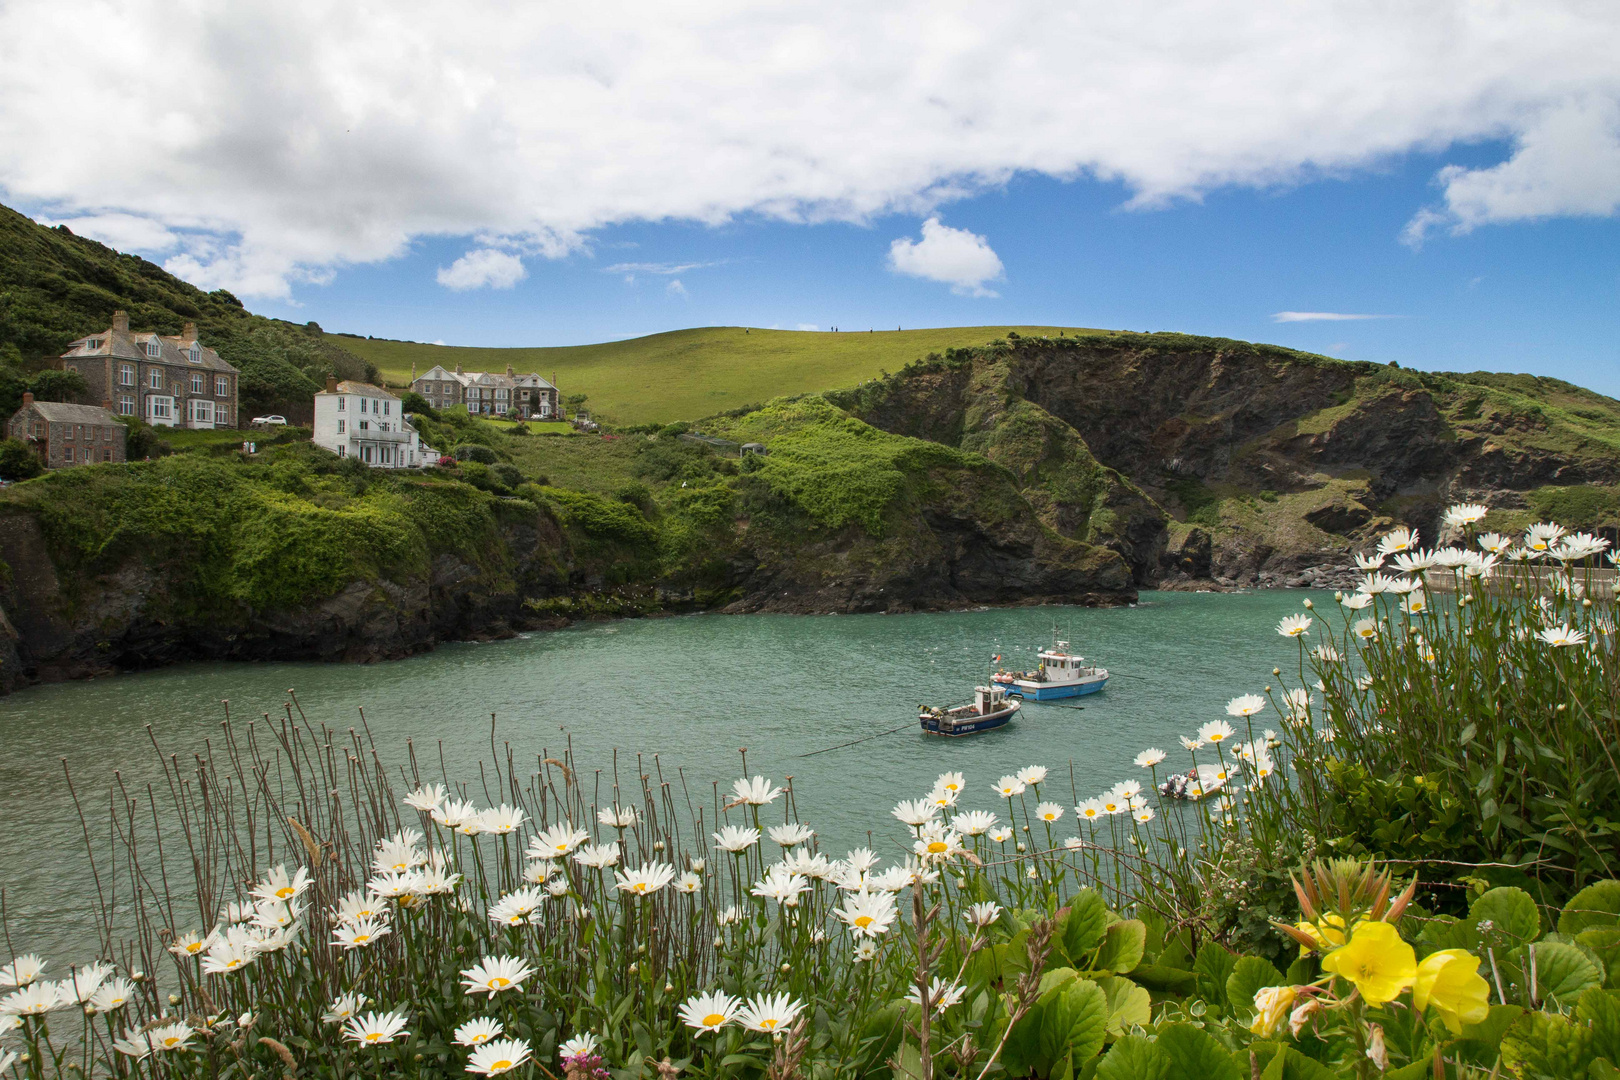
xmin=991 ymin=638 xmax=1108 ymax=700
xmin=919 ymin=685 xmax=1020 ymax=737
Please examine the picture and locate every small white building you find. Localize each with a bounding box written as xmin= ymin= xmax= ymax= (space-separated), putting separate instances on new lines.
xmin=312 ymin=378 xmax=434 ymax=468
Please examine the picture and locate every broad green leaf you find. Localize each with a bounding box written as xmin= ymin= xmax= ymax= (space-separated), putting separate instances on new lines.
xmin=1452 ymin=1004 xmax=1525 ymax=1067
xmin=1001 ymin=928 xmax=1034 ymax=983
xmin=1563 ymin=881 xmax=1620 ymax=937
xmin=1577 ymin=987 xmax=1620 ymax=1064
xmin=1128 ymin=964 xmax=1199 ymax=993
xmin=1092 ymin=920 xmax=1146 ymax=974
xmin=1004 ymin=976 xmax=1108 ymax=1078
xmin=1383 ymin=1060 xmax=1436 ymax=1080
xmin=859 ymin=1000 xmax=908 ymax=1074
xmin=1577 ymin=928 xmax=1620 ymax=989
xmin=1592 ymin=1059 xmax=1620 ymax=1080
xmin=1226 ymin=955 xmax=1288 ymax=1019
xmin=1258 ymin=1046 xmax=1339 ymax=1080
xmin=1192 ymin=941 xmax=1238 ymax=1009
xmin=1061 ymin=891 xmax=1111 ymax=964
xmin=1153 ymin=1023 xmax=1240 ymax=1080
xmin=891 ymin=1041 xmax=924 ymax=1080
xmin=1523 ymin=941 xmax=1604 ymax=1006
xmin=1501 ymin=1010 xmax=1598 ymax=1080
xmin=1093 ymin=1035 xmax=1168 ymax=1080
xmin=1472 ymin=886 xmax=1542 ymax=944
xmin=1094 ymin=975 xmax=1151 ymax=1034
xmin=1419 ymin=914 xmax=1481 ymax=953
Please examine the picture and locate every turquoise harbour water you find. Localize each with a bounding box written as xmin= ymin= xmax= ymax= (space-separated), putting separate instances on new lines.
xmin=0 ymin=590 xmax=1326 ymax=960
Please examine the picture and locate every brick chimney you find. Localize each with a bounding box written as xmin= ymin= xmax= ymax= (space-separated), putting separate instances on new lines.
xmin=178 ymin=321 xmax=198 ymax=345
xmin=455 ymin=362 xmax=464 ymax=376
xmin=102 ymin=399 xmax=114 ymax=412
xmin=112 ymin=310 xmax=129 ymax=332
xmin=506 ymin=364 xmax=515 ymax=378
xmin=326 ymin=375 xmax=339 ymax=393
xmin=21 ymin=391 xmax=33 ymax=406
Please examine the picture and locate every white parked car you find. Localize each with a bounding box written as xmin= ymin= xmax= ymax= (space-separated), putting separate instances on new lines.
xmin=251 ymin=415 xmax=288 ymax=425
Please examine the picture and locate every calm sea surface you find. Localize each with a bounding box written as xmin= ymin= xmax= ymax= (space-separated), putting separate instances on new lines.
xmin=0 ymin=590 xmax=1326 ymax=961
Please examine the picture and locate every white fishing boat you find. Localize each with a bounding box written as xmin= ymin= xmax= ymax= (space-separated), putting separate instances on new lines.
xmin=991 ymin=637 xmax=1108 ymax=701
xmin=919 ymin=685 xmax=1021 ymax=737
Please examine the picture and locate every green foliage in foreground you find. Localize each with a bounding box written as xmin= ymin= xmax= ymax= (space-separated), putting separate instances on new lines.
xmin=0 ymin=448 xmax=521 ymax=613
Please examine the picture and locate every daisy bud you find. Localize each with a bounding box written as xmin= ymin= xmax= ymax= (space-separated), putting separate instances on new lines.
xmin=713 ymin=937 xmax=724 ymax=948
xmin=1333 ymin=591 xmax=1343 ymax=601
xmin=132 ymin=972 xmax=145 ymax=982
xmin=1272 ymin=668 xmax=1280 ymax=676
xmin=1015 ymin=843 xmax=1025 ymax=853
xmin=238 ymin=1013 xmax=253 ymax=1028
xmin=664 ymin=984 xmax=674 ymax=993
xmin=653 ymin=841 xmax=665 ymax=851
xmin=1302 ymin=598 xmax=1313 ymax=609
xmin=169 ymin=994 xmax=181 ymax=1006
xmin=628 ymin=963 xmax=638 ymax=974
xmin=780 ymin=963 xmax=790 ymax=974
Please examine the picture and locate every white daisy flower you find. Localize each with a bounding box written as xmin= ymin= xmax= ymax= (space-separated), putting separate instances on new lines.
xmin=836 ymin=890 xmax=898 ymax=938
xmin=250 ymin=864 xmax=311 ymax=905
xmin=1016 ymin=765 xmax=1048 ymax=786
xmin=679 ymin=991 xmax=741 ymax=1032
xmin=402 ymin=784 xmax=447 ymax=813
xmin=768 ymin=823 xmax=815 ymax=847
xmin=529 ymin=823 xmax=589 ymax=859
xmin=992 ymin=776 xmax=1026 ymax=798
xmin=455 ymin=1017 xmax=504 ymax=1047
xmin=558 ymin=1034 xmax=600 ymax=1059
xmin=891 ymin=799 xmax=938 ymax=827
xmin=1034 ymin=802 xmax=1064 ymax=823
xmin=479 ymin=805 xmax=526 ymax=835
xmin=597 ymin=806 xmax=640 ymax=829
xmin=572 ymin=843 xmax=621 ymax=869
xmin=468 ymin=1037 xmax=532 ymax=1075
xmin=713 ymin=825 xmax=761 ymax=853
xmin=323 ymin=992 xmax=369 ymax=1023
xmin=906 ymin=978 xmax=967 ymax=1014
xmin=614 ymin=863 xmax=676 ymax=896
xmin=460 ymin=956 xmax=535 ymax=996
xmin=343 ymin=1010 xmax=410 ymax=1047
xmin=953 ymin=809 xmax=998 ymax=835
xmin=332 ymin=917 xmax=391 ymax=950
xmin=1134 ymin=748 xmax=1166 ymax=768
xmin=1276 ymin=614 xmax=1312 ymax=638
xmin=730 ymin=776 xmax=783 ymax=806
xmin=737 ymin=992 xmax=803 ymax=1033
xmin=965 ymin=901 xmax=1002 ymax=927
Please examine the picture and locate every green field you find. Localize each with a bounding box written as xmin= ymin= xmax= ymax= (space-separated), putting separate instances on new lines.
xmin=330 ymin=325 xmax=1109 ymax=425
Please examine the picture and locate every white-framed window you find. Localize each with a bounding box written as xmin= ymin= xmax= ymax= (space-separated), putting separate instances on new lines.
xmin=148 ymin=396 xmax=173 ymax=421
xmin=117 ymin=395 xmax=134 ymax=415
xmin=337 ymin=396 xmax=345 ymax=411
xmin=336 ymin=419 xmax=345 ymax=434
xmin=362 ymin=445 xmax=373 ymax=464
xmin=338 ymin=445 xmax=346 ymax=457
xmin=190 ymin=373 xmax=204 ymax=393
xmin=215 ymin=376 xmax=228 ymax=396
xmin=382 ymin=400 xmax=390 ymax=415
xmin=146 ymin=340 xmax=161 ymax=358
xmin=359 ymin=419 xmax=369 ymax=431
xmin=86 ymin=338 xmax=102 ymax=350
xmin=216 ymin=404 xmax=229 ymax=425
xmin=118 ymin=363 xmax=135 ymax=386
xmin=188 ymin=344 xmax=200 ymax=363
xmin=189 ymin=399 xmax=213 ymax=425
xmin=148 ymin=368 xmax=162 ymax=389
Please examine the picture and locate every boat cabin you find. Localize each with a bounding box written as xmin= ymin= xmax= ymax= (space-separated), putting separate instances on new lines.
xmin=1038 ymin=642 xmax=1089 ymax=675
xmin=975 ymin=685 xmax=1010 ymax=714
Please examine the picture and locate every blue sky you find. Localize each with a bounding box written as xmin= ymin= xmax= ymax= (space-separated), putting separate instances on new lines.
xmin=4 ymin=3 xmax=1617 ymax=393
xmin=245 ymin=141 xmax=1620 ymax=395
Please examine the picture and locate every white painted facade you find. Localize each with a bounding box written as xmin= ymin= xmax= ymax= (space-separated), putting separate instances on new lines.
xmin=312 ymin=381 xmax=436 ymax=468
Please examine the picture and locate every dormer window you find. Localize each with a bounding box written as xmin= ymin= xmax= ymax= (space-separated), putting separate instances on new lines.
xmin=145 ymin=340 xmax=161 ymax=358
xmin=85 ymin=338 xmax=102 ymax=350
xmin=188 ymin=344 xmax=200 ymax=363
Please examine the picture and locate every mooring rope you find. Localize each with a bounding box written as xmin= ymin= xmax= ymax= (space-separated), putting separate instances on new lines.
xmin=795 ymin=721 xmax=914 ymax=758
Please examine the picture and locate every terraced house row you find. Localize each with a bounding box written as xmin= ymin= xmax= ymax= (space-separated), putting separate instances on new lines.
xmin=58 ymin=311 xmax=239 ymax=428
xmin=411 ymin=363 xmax=560 ymax=418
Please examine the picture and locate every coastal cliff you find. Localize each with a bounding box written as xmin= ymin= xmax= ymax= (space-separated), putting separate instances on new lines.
xmin=831 ymin=332 xmax=1620 ymax=589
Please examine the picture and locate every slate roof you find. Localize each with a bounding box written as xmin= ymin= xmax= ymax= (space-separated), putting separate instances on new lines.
xmin=24 ymin=401 xmax=120 ymax=425
xmin=63 ymin=327 xmax=238 ymax=374
xmin=317 ymin=381 xmax=399 ymax=400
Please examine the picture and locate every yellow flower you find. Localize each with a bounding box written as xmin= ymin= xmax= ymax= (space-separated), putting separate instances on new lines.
xmin=1321 ymin=920 xmax=1416 ymax=1005
xmin=1413 ymin=949 xmax=1491 ymax=1034
xmin=1250 ymin=985 xmax=1296 ymax=1037
xmin=1293 ymin=913 xmax=1352 ymax=953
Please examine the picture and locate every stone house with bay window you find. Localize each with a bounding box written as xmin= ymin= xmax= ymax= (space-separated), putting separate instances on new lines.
xmin=58 ymin=311 xmax=239 ymax=429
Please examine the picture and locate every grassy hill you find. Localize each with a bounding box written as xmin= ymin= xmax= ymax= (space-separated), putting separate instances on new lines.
xmin=330 ymin=325 xmax=1109 ymax=425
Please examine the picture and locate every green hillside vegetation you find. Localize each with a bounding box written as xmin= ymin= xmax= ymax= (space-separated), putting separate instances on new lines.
xmin=0 ymin=201 xmax=375 ymax=418
xmin=330 ymin=325 xmax=1108 ymax=425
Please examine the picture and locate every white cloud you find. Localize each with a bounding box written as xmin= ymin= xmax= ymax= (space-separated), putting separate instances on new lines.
xmin=436 ymin=249 xmax=527 ymax=291
xmin=604 ymin=261 xmax=720 ymax=275
xmin=1403 ymin=96 xmax=1620 ymax=246
xmin=888 ymin=217 xmax=1004 ymax=296
xmin=1271 ymin=311 xmax=1393 ymax=323
xmin=666 ymin=278 xmax=687 ymax=296
xmin=795 ymin=323 xmax=820 ymax=331
xmin=0 ymin=2 xmax=1616 ymax=296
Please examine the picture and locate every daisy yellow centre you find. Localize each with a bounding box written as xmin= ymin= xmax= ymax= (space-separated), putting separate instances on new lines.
xmin=275 ymin=886 xmax=296 ymax=899
xmin=854 ymin=915 xmax=874 ymax=928
xmin=366 ymin=1033 xmax=383 ymax=1043
xmin=493 ymin=1061 xmax=512 ymax=1071
xmin=1210 ymin=733 xmax=1226 ymax=741
xmin=354 ymin=934 xmax=371 ymax=944
xmin=760 ymin=1018 xmax=779 ymax=1030
xmin=489 ymin=977 xmax=510 ymax=989
xmin=163 ymin=1037 xmax=181 ymax=1048
xmin=391 ymin=862 xmax=408 ymax=871
xmin=1104 ymin=802 xmax=1117 ymax=812
xmin=703 ymin=1012 xmax=726 ymax=1027
xmin=225 ymin=959 xmax=241 ymax=969
xmin=186 ymin=943 xmax=203 ymax=953
xmin=633 ymin=883 xmax=648 ymax=893
xmin=927 ymin=840 xmax=947 ymax=853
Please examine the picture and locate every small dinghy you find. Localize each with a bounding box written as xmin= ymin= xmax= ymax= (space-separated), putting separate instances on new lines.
xmin=991 ymin=637 xmax=1108 ymax=701
xmin=919 ymin=684 xmax=1021 ymax=737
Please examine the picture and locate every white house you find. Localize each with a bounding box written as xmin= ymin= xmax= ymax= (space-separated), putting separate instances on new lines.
xmin=312 ymin=378 xmax=435 ymax=468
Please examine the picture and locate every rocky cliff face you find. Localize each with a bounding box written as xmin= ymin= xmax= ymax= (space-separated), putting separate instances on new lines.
xmin=838 ymin=333 xmax=1620 ymax=589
